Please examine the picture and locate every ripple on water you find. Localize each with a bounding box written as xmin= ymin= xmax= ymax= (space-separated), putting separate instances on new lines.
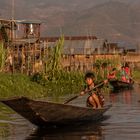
xmin=102 ymin=122 xmax=140 ymax=140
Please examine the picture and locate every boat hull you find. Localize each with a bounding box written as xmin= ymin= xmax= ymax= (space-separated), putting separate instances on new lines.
xmin=0 ymin=97 xmax=111 ymax=126
xmin=109 ymin=80 xmax=134 ymax=91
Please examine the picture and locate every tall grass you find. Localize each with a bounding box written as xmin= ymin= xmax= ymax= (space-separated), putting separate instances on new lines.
xmin=31 ymin=70 xmax=84 ymax=97
xmin=31 ymin=41 xmax=123 ymax=97
xmin=45 ymin=36 xmax=64 ymax=80
xmin=31 ymin=36 xmax=84 ymax=97
xmin=0 ymin=42 xmax=6 ymax=72
xmin=0 ymin=72 xmax=84 ymax=101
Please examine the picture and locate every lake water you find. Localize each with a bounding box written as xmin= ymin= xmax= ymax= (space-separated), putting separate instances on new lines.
xmin=0 ymin=85 xmax=140 ymax=140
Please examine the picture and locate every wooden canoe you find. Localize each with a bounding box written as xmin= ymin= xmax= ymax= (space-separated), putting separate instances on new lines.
xmin=0 ymin=96 xmax=111 ymax=126
xmin=109 ymin=79 xmax=134 ymax=91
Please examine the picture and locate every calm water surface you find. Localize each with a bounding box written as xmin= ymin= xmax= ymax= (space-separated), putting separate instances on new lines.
xmin=1 ymin=85 xmax=140 ymax=140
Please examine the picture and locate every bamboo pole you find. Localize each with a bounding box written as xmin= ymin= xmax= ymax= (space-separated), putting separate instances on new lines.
xmin=12 ymin=49 xmax=14 ymax=73
xmin=21 ymin=47 xmax=24 ymax=73
xmin=27 ymin=44 xmax=30 ymax=75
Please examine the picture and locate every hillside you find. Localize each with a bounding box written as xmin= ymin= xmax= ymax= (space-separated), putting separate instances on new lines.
xmin=0 ymin=0 xmax=140 ymax=45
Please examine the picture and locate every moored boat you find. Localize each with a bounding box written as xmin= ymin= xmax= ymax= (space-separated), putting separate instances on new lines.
xmin=109 ymin=79 xmax=134 ymax=92
xmin=0 ymin=96 xmax=111 ymax=126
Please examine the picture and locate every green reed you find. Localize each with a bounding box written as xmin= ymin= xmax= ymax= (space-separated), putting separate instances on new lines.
xmin=0 ymin=42 xmax=6 ymax=72
xmin=45 ymin=36 xmax=64 ymax=80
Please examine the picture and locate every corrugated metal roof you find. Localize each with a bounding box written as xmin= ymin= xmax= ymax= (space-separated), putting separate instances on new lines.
xmin=13 ymin=38 xmax=38 ymax=44
xmin=63 ymin=39 xmax=105 ymax=55
xmin=16 ymin=20 xmax=42 ymax=24
xmin=45 ymin=37 xmax=105 ymax=55
xmin=41 ymin=36 xmax=97 ymax=42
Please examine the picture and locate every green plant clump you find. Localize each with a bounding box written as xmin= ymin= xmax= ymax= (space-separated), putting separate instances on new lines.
xmin=0 ymin=73 xmax=47 ymax=99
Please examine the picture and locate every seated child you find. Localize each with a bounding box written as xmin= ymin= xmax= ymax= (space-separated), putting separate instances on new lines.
xmin=80 ymin=72 xmax=106 ymax=109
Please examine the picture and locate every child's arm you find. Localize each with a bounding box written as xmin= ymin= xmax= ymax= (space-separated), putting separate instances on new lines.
xmin=94 ymin=80 xmax=108 ymax=91
xmin=80 ymin=88 xmax=89 ymax=95
xmin=80 ymin=84 xmax=88 ymax=96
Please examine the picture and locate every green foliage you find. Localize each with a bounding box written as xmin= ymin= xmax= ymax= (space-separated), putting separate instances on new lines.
xmin=94 ymin=58 xmax=121 ymax=81
xmin=30 ymin=72 xmax=46 ymax=85
xmin=0 ymin=73 xmax=47 ymax=99
xmin=45 ymin=36 xmax=64 ymax=80
xmin=31 ymin=71 xmax=84 ymax=97
xmin=0 ymin=42 xmax=6 ymax=71
xmin=0 ymin=71 xmax=84 ymax=99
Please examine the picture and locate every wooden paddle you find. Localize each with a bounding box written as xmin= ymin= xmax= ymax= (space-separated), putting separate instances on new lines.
xmin=132 ymin=78 xmax=140 ymax=86
xmin=128 ymin=76 xmax=140 ymax=86
xmin=63 ymin=82 xmax=104 ymax=104
xmin=133 ymin=80 xmax=140 ymax=86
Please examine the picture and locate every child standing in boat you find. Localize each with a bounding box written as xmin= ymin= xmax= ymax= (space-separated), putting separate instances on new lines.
xmin=80 ymin=72 xmax=107 ymax=109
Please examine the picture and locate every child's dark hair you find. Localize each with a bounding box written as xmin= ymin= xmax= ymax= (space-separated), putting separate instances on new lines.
xmin=125 ymin=62 xmax=129 ymax=67
xmin=85 ymin=72 xmax=95 ymax=80
xmin=112 ymin=68 xmax=116 ymax=71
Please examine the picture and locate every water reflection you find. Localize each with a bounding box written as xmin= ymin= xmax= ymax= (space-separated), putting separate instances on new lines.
xmin=0 ymin=103 xmax=33 ymax=140
xmin=110 ymin=89 xmax=133 ymax=104
xmin=26 ymin=123 xmax=103 ymax=140
xmin=102 ymin=89 xmax=140 ymax=140
xmin=0 ymin=104 xmax=14 ymax=139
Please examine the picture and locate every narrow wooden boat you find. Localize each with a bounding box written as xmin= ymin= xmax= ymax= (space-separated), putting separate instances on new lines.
xmin=109 ymin=79 xmax=134 ymax=91
xmin=0 ymin=96 xmax=111 ymax=126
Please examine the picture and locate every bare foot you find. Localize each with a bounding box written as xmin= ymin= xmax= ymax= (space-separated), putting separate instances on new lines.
xmin=98 ymin=105 xmax=103 ymax=109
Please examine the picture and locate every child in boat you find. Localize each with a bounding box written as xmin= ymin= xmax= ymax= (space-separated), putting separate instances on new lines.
xmin=120 ymin=66 xmax=129 ymax=83
xmin=107 ymin=68 xmax=117 ymax=80
xmin=124 ymin=63 xmax=131 ymax=79
xmin=80 ymin=72 xmax=107 ymax=109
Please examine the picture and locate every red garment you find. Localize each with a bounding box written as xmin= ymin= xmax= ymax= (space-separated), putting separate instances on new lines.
xmin=107 ymin=73 xmax=116 ymax=79
xmin=125 ymin=67 xmax=130 ymax=75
